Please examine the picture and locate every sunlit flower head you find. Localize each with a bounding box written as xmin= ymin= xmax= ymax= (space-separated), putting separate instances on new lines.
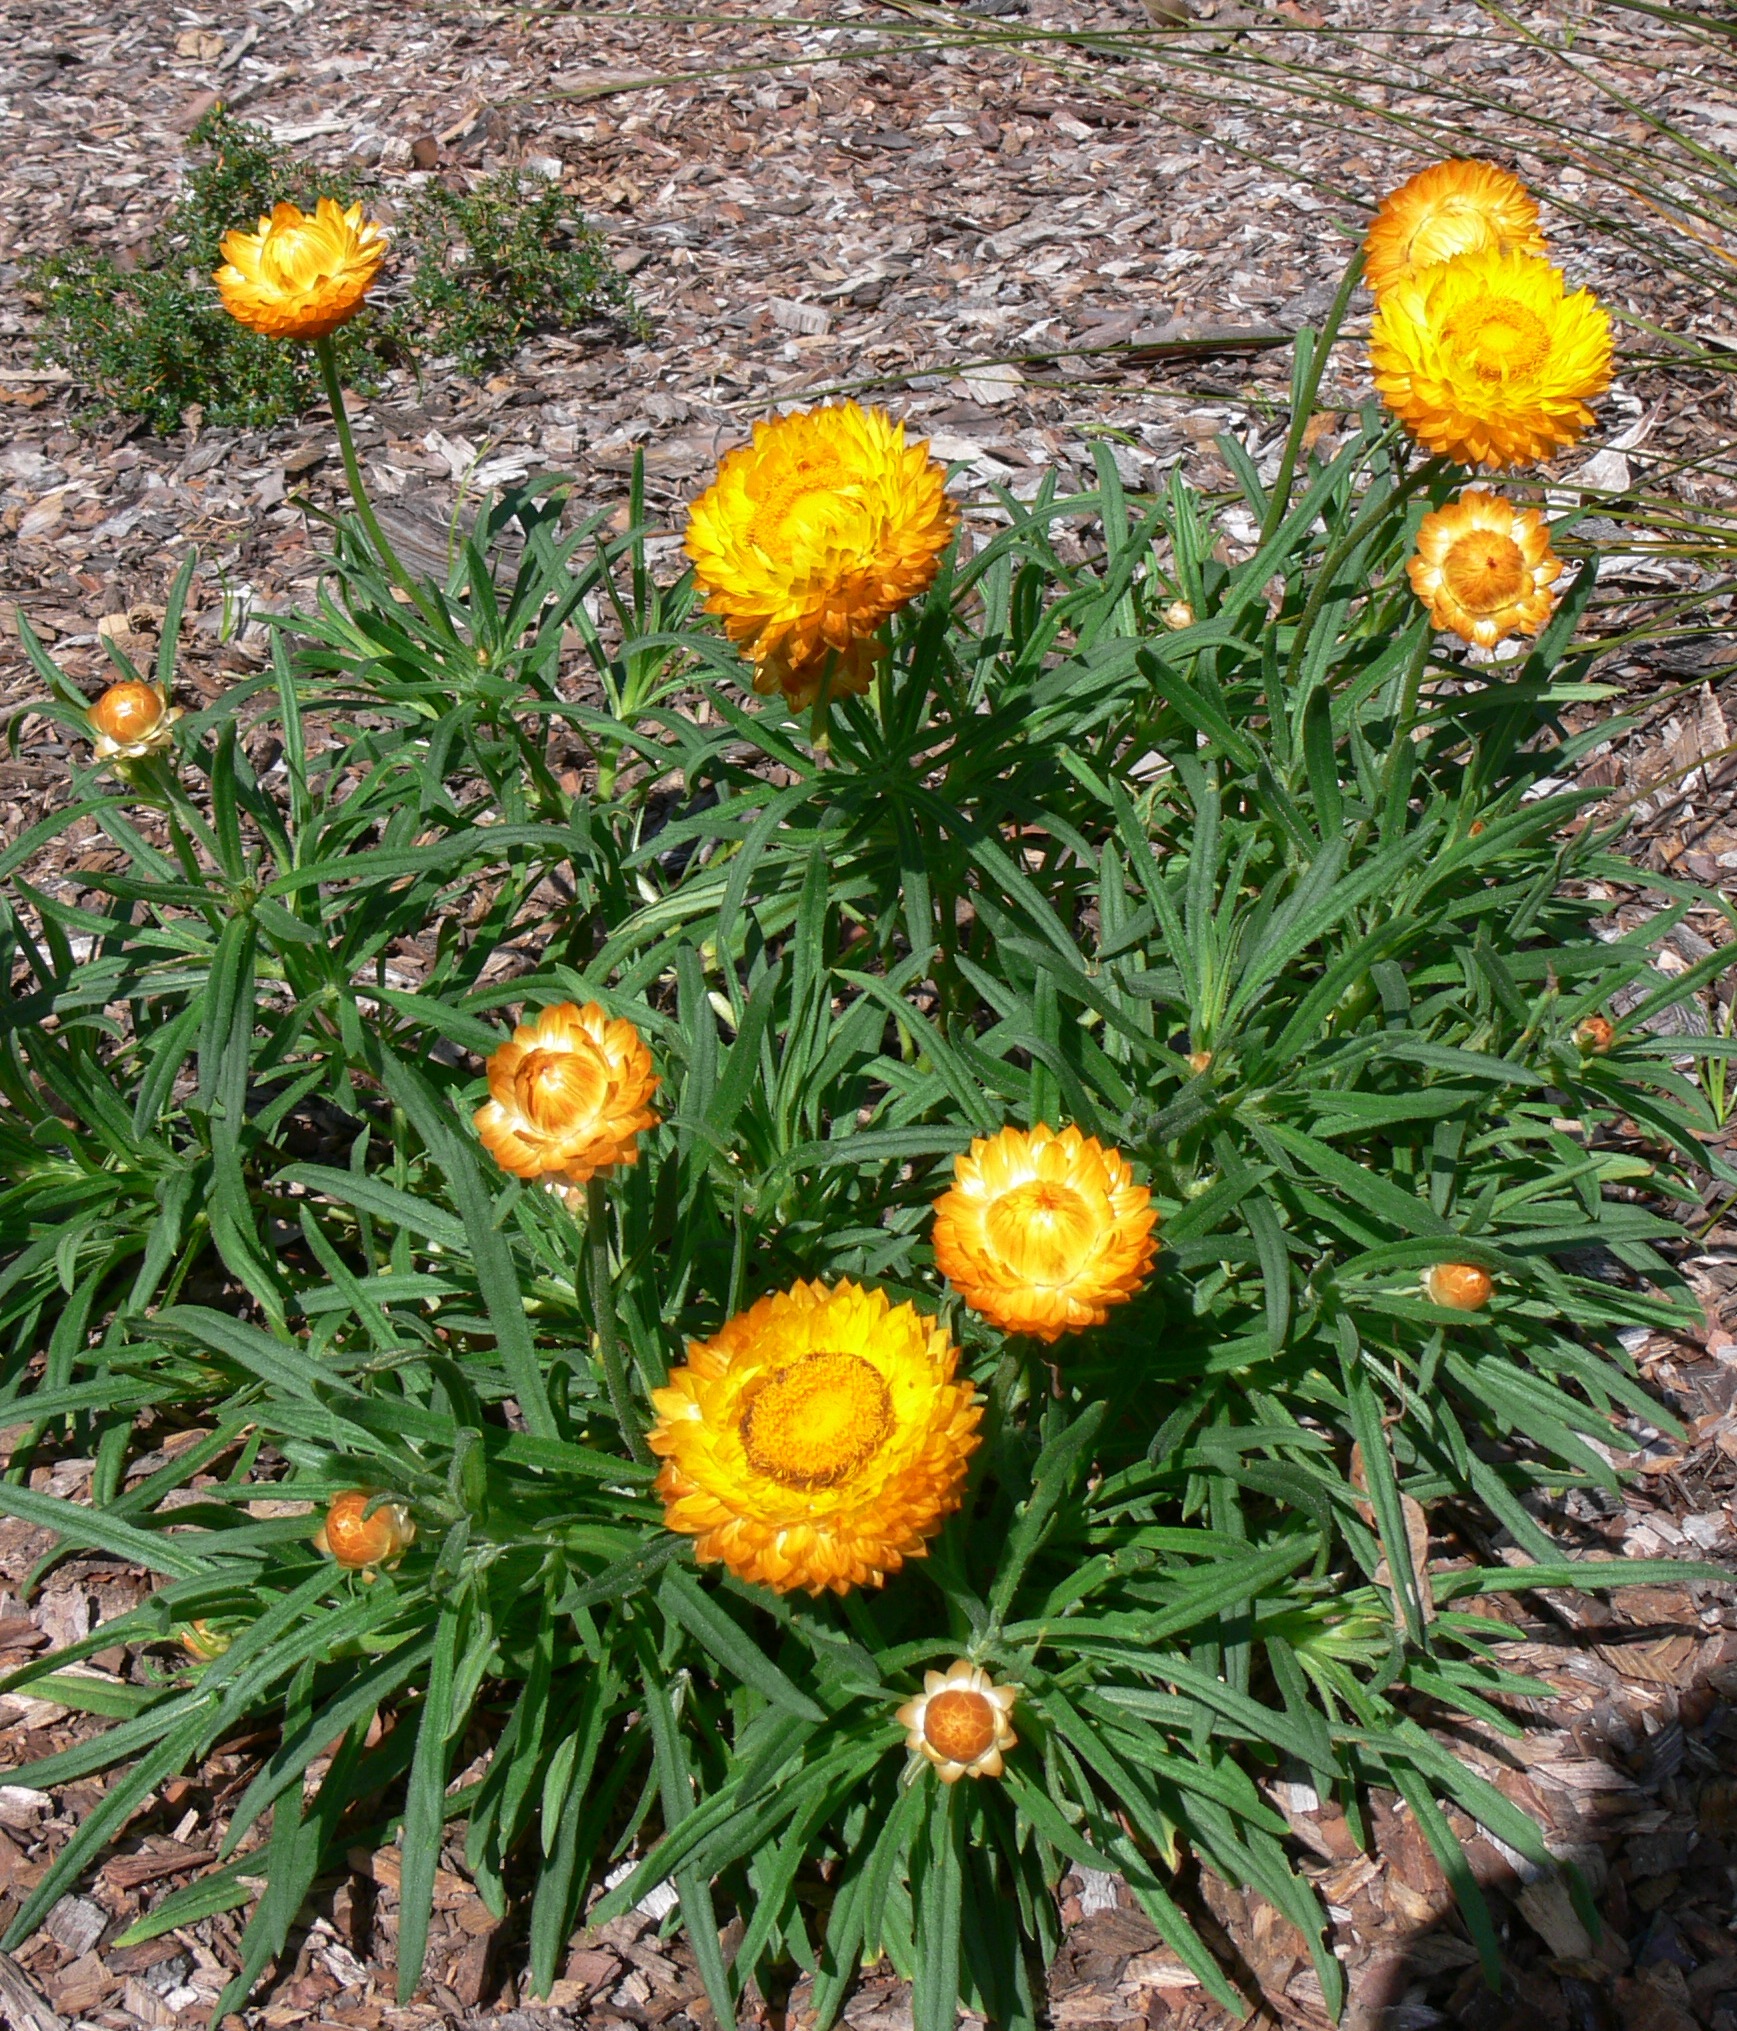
xmin=1370 ymin=249 xmax=1612 ymax=471
xmin=932 ymin=1125 xmax=1158 ymax=1343
xmin=1364 ymin=159 xmax=1547 ymax=296
xmin=684 ymin=402 xmax=957 ymax=710
xmin=88 ymin=680 xmax=182 ymax=764
xmin=475 ymin=1001 xmax=659 ymax=1193
xmin=1423 ymin=1262 xmax=1494 ymax=1312
xmin=648 ymin=1279 xmax=981 ymax=1596
xmin=214 ymin=198 xmax=388 ymax=340
xmin=315 ymin=1491 xmax=416 ymax=1570
xmin=1408 ymin=488 xmax=1562 ymax=647
xmin=897 ymin=1660 xmax=1017 ymax=1783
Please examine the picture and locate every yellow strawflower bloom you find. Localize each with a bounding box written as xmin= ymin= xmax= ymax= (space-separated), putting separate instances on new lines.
xmin=897 ymin=1661 xmax=1018 ymax=1783
xmin=1370 ymin=249 xmax=1612 ymax=472
xmin=1408 ymin=489 xmax=1562 ymax=648
xmin=931 ymin=1125 xmax=1158 ymax=1344
xmin=1364 ymin=159 xmax=1547 ymax=296
xmin=684 ymin=402 xmax=957 ymax=710
xmin=475 ymin=1002 xmax=660 ymax=1195
xmin=648 ymin=1279 xmax=981 ymax=1596
xmin=214 ymin=198 xmax=388 ymax=340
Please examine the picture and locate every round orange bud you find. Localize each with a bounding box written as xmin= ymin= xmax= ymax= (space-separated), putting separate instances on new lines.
xmin=1575 ymin=1015 xmax=1614 ymax=1054
xmin=1187 ymin=1049 xmax=1213 ymax=1075
xmin=1468 ymin=819 xmax=1486 ymax=836
xmin=1424 ymin=1263 xmax=1493 ymax=1312
xmin=924 ymin=1688 xmax=999 ymax=1764
xmin=315 ymin=1492 xmax=416 ymax=1570
xmin=90 ymin=681 xmax=165 ymax=743
xmin=88 ymin=680 xmax=182 ymax=763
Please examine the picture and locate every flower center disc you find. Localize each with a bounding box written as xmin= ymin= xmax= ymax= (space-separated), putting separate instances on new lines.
xmin=749 ymin=459 xmax=871 ymax=560
xmin=1442 ymin=297 xmax=1551 ymax=383
xmin=513 ymin=1046 xmax=606 ymax=1135
xmin=739 ymin=1350 xmax=894 ymax=1489
xmin=261 ymin=221 xmax=330 ymax=293
xmin=983 ymin=1180 xmax=1096 ymax=1286
xmin=1441 ymin=532 xmax=1528 ymax=613
xmin=923 ymin=1688 xmax=997 ymax=1762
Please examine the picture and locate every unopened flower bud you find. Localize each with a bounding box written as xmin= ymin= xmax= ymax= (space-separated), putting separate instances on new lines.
xmin=1163 ymin=599 xmax=1195 ymax=630
xmin=1187 ymin=1049 xmax=1213 ymax=1075
xmin=1424 ymin=1262 xmax=1493 ymax=1312
xmin=897 ymin=1660 xmax=1018 ymax=1783
xmin=88 ymin=680 xmax=182 ymax=764
xmin=315 ymin=1491 xmax=416 ymax=1571
xmin=1575 ymin=1014 xmax=1614 ymax=1054
xmin=174 ymin=1618 xmax=233 ymax=1662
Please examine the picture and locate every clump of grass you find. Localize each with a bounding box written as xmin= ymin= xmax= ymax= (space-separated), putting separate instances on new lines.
xmin=24 ymin=109 xmax=644 ymax=435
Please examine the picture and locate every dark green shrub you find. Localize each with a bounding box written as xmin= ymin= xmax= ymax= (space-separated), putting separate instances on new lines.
xmin=400 ymin=168 xmax=652 ymax=373
xmin=24 ymin=111 xmax=643 ymax=435
xmin=26 ymin=109 xmax=383 ymax=435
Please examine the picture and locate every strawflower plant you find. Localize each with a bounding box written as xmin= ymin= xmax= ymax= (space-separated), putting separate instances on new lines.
xmin=0 ymin=156 xmax=1733 ymax=2030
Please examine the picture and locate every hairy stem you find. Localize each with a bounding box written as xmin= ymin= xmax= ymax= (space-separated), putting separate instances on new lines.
xmin=314 ymin=335 xmax=447 ymax=633
xmin=586 ymin=1176 xmax=651 ymax=1467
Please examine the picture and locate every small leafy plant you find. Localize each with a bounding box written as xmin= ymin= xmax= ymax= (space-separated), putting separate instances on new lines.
xmin=25 ymin=111 xmax=641 ymax=434
xmin=400 ymin=168 xmax=651 ymax=373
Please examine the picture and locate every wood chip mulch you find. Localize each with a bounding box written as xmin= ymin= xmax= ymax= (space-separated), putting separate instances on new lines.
xmin=2 ymin=0 xmax=1736 ymax=2025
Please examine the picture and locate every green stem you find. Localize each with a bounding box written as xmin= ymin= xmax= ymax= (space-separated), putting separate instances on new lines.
xmin=1257 ymin=248 xmax=1367 ymax=551
xmin=585 ymin=1177 xmax=650 ymax=1467
xmin=1377 ymin=627 xmax=1436 ymax=837
xmin=809 ymin=652 xmax=839 ymax=755
xmin=1280 ymin=446 xmax=1445 ymax=696
xmin=313 ymin=336 xmax=447 ymax=633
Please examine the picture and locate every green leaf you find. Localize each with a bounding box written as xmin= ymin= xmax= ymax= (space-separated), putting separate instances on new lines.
xmin=658 ymin=1567 xmax=825 ymax=1721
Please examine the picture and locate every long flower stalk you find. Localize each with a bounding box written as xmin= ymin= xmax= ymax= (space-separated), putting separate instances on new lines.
xmin=313 ymin=335 xmax=447 ymax=634
xmin=586 ymin=1177 xmax=650 ymax=1467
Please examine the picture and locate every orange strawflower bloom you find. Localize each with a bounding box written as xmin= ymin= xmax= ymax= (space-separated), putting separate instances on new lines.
xmin=897 ymin=1660 xmax=1018 ymax=1783
xmin=684 ymin=402 xmax=957 ymax=710
xmin=1370 ymin=249 xmax=1612 ymax=471
xmin=1423 ymin=1263 xmax=1494 ymax=1312
xmin=88 ymin=680 xmax=182 ymax=763
xmin=1364 ymin=159 xmax=1547 ymax=296
xmin=315 ymin=1492 xmax=416 ymax=1570
xmin=1408 ymin=489 xmax=1562 ymax=648
xmin=475 ymin=1002 xmax=659 ymax=1192
xmin=648 ymin=1279 xmax=981 ymax=1596
xmin=931 ymin=1125 xmax=1158 ymax=1343
xmin=214 ymin=198 xmax=387 ymax=340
